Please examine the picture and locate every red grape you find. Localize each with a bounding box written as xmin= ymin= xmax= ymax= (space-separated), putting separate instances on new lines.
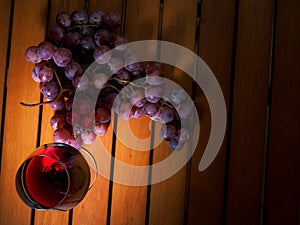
xmin=48 ymin=25 xmax=65 ymax=42
xmin=53 ymin=48 xmax=72 ymax=67
xmin=25 ymin=46 xmax=41 ymax=64
xmin=71 ymin=10 xmax=88 ymax=25
xmin=94 ymin=123 xmax=108 ymax=136
xmin=37 ymin=41 xmax=55 ymax=60
xmin=56 ymin=12 xmax=71 ymax=27
xmin=89 ymin=10 xmax=105 ymax=25
xmin=40 ymin=81 xmax=60 ymax=100
xmin=93 ymin=45 xmax=111 ymax=64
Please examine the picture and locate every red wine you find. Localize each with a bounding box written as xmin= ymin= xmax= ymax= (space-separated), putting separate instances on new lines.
xmin=16 ymin=143 xmax=91 ymax=210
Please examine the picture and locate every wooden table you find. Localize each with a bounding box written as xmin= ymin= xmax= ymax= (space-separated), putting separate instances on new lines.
xmin=0 ymin=0 xmax=299 ymax=225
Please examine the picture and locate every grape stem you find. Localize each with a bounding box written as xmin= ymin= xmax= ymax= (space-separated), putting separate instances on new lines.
xmin=107 ymin=84 xmax=121 ymax=92
xmin=20 ymin=61 xmax=74 ymax=107
xmin=20 ymin=88 xmax=74 ymax=107
xmin=72 ymin=24 xmax=101 ymax=29
xmin=109 ymin=77 xmax=146 ymax=88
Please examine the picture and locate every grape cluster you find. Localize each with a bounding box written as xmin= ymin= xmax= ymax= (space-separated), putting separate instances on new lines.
xmin=23 ymin=9 xmax=194 ymax=151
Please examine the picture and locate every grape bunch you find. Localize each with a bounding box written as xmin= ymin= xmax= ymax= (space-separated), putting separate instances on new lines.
xmin=23 ymin=9 xmax=194 ymax=151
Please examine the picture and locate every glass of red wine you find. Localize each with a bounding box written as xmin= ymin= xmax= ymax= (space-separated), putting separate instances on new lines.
xmin=15 ymin=143 xmax=97 ymax=211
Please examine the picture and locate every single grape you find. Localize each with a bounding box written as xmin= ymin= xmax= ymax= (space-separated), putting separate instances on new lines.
xmin=38 ymin=66 xmax=53 ymax=83
xmin=81 ymin=130 xmax=96 ymax=144
xmin=64 ymin=31 xmax=83 ymax=49
xmin=143 ymin=102 xmax=160 ymax=118
xmin=108 ymin=57 xmax=123 ymax=73
xmin=110 ymin=34 xmax=128 ymax=51
xmin=50 ymin=114 xmax=66 ymax=129
xmin=94 ymin=123 xmax=108 ymax=136
xmin=103 ymin=12 xmax=121 ymax=30
xmin=156 ymin=106 xmax=176 ymax=123
xmin=93 ymin=45 xmax=111 ymax=64
xmin=53 ymin=127 xmax=71 ymax=144
xmin=89 ymin=10 xmax=105 ymax=25
xmin=53 ymin=47 xmax=72 ymax=67
xmin=72 ymin=72 xmax=89 ymax=91
xmin=56 ymin=12 xmax=71 ymax=27
xmin=37 ymin=41 xmax=55 ymax=60
xmin=34 ymin=60 xmax=47 ymax=74
xmin=95 ymin=107 xmax=111 ymax=123
xmin=40 ymin=81 xmax=60 ymax=100
xmin=93 ymin=73 xmax=108 ymax=89
xmin=146 ymin=62 xmax=164 ymax=85
xmin=145 ymin=85 xmax=162 ymax=103
xmin=94 ymin=29 xmax=111 ymax=46
xmin=117 ymin=102 xmax=133 ymax=120
xmin=81 ymin=36 xmax=96 ymax=51
xmin=125 ymin=61 xmax=144 ymax=76
xmin=71 ymin=9 xmax=88 ymax=25
xmin=177 ymin=101 xmax=193 ymax=119
xmin=50 ymin=97 xmax=65 ymax=110
xmin=170 ymin=88 xmax=188 ymax=105
xmin=47 ymin=25 xmax=65 ymax=42
xmin=25 ymin=46 xmax=41 ymax=63
xmin=123 ymin=50 xmax=144 ymax=75
xmin=65 ymin=61 xmax=83 ymax=80
xmin=130 ymin=88 xmax=146 ymax=107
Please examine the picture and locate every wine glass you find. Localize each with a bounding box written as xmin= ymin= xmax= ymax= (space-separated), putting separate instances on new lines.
xmin=15 ymin=142 xmax=97 ymax=211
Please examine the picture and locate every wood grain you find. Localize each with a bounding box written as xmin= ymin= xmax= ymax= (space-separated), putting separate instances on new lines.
xmin=224 ymin=0 xmax=274 ymax=224
xmin=72 ymin=1 xmax=122 ymax=225
xmin=0 ymin=1 xmax=298 ymax=225
xmin=264 ymin=0 xmax=300 ymax=224
xmin=0 ymin=0 xmax=48 ymax=224
xmin=149 ymin=0 xmax=197 ymax=224
xmin=187 ymin=0 xmax=235 ymax=224
xmin=32 ymin=1 xmax=86 ymax=224
xmin=109 ymin=1 xmax=160 ymax=225
xmin=0 ymin=0 xmax=11 ymax=146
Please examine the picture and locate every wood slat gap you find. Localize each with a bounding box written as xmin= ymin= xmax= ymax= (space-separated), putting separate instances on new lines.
xmin=145 ymin=1 xmax=164 ymax=224
xmin=0 ymin=0 xmax=15 ymax=172
xmin=260 ymin=0 xmax=277 ymax=224
xmin=183 ymin=0 xmax=202 ymax=224
xmin=221 ymin=0 xmax=240 ymax=223
xmin=106 ymin=2 xmax=127 ymax=224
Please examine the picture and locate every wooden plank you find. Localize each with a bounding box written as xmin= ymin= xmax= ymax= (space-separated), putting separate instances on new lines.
xmin=72 ymin=1 xmax=122 ymax=225
xmin=0 ymin=0 xmax=11 ymax=145
xmin=0 ymin=0 xmax=49 ymax=224
xmin=264 ymin=0 xmax=300 ymax=224
xmin=32 ymin=1 xmax=86 ymax=224
xmin=224 ymin=0 xmax=274 ymax=224
xmin=149 ymin=0 xmax=197 ymax=224
xmin=187 ymin=0 xmax=235 ymax=224
xmin=109 ymin=1 xmax=160 ymax=225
